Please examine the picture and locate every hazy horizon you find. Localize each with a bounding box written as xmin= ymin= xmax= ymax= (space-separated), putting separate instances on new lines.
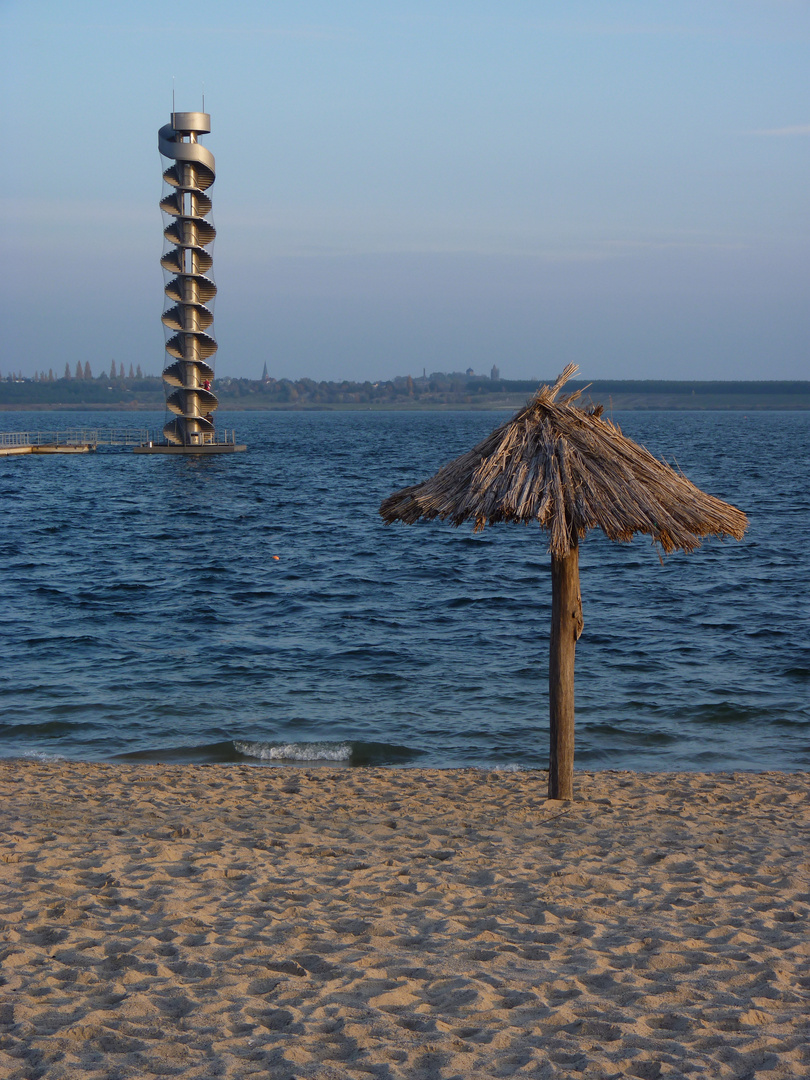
xmin=3 ymin=367 xmax=808 ymax=389
xmin=2 ymin=1 xmax=807 ymax=384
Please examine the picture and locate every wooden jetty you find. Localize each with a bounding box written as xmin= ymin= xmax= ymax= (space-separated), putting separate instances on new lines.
xmin=0 ymin=429 xmax=147 ymax=456
xmin=0 ymin=428 xmax=245 ymax=457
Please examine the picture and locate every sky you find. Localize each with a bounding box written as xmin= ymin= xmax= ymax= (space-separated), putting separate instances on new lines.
xmin=1 ymin=0 xmax=808 ymax=383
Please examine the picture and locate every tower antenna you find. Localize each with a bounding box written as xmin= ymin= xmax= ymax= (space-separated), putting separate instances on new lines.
xmin=202 ymin=82 xmax=205 ymax=113
xmin=172 ymin=77 xmax=175 ymax=119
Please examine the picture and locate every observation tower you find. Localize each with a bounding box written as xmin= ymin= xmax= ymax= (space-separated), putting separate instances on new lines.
xmin=136 ymin=110 xmax=245 ymax=454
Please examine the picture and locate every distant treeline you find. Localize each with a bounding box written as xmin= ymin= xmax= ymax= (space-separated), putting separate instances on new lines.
xmin=1 ymin=371 xmax=808 ymax=410
xmin=219 ymin=374 xmax=810 ymax=408
xmin=476 ymin=378 xmax=810 ymax=398
xmin=0 ymin=375 xmax=165 ymax=408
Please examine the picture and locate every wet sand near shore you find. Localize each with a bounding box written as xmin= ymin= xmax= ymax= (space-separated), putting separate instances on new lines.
xmin=1 ymin=763 xmax=808 ymax=1079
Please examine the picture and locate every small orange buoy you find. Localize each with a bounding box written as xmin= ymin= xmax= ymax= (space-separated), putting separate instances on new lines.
xmin=272 ymin=556 xmax=280 ymax=560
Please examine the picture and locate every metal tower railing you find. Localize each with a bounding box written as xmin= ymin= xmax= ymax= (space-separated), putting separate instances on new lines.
xmin=158 ymin=111 xmax=219 ymax=447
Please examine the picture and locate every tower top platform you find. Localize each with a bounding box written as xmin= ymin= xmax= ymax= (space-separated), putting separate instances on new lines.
xmin=170 ymin=112 xmax=210 ymax=134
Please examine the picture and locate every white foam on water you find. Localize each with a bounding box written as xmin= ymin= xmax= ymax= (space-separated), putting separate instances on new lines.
xmin=20 ymin=750 xmax=66 ymax=762
xmin=234 ymin=740 xmax=353 ymax=763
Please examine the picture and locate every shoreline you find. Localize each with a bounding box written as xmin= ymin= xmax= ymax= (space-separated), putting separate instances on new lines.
xmin=5 ymin=752 xmax=810 ymax=773
xmin=2 ymin=763 xmax=808 ymax=1078
xmin=2 ymin=398 xmax=810 ymax=413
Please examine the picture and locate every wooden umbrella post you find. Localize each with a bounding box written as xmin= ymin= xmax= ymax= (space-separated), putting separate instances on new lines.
xmin=548 ymin=538 xmax=583 ymax=800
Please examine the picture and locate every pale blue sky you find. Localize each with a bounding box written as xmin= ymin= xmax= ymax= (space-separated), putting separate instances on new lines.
xmin=1 ymin=1 xmax=807 ymax=382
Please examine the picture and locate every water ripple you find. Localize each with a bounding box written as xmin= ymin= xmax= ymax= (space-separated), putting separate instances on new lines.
xmin=0 ymin=407 xmax=808 ymax=770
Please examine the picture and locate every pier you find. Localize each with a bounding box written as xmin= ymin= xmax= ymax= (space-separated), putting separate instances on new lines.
xmin=0 ymin=428 xmax=244 ymax=456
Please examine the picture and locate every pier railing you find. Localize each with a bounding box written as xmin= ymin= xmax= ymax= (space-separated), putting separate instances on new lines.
xmin=0 ymin=428 xmax=150 ymax=448
xmin=0 ymin=428 xmax=241 ymax=448
xmin=1 ymin=428 xmax=245 ymax=455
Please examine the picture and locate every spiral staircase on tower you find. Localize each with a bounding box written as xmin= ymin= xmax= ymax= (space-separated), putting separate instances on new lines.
xmin=135 ymin=110 xmax=245 ymax=455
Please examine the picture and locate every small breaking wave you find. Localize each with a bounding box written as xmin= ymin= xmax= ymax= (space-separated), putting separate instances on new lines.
xmin=235 ymin=740 xmax=352 ymax=763
xmin=234 ymin=739 xmax=425 ymax=766
xmin=19 ymin=749 xmax=66 ymax=762
xmin=108 ymin=738 xmax=424 ymax=766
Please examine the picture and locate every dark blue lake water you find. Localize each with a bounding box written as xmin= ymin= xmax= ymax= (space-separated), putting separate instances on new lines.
xmin=1 ymin=407 xmax=808 ymax=772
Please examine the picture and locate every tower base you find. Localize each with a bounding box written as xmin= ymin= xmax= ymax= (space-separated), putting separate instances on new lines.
xmin=133 ymin=442 xmax=247 ymax=455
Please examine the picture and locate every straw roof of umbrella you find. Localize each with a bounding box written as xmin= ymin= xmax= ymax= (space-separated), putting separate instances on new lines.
xmin=380 ymin=364 xmax=748 ymax=554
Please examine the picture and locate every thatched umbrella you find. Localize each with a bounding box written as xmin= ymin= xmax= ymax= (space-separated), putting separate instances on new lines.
xmin=380 ymin=365 xmax=748 ymax=799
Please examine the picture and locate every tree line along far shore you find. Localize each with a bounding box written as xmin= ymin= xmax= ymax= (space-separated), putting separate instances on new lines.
xmin=1 ymin=368 xmax=808 ymax=410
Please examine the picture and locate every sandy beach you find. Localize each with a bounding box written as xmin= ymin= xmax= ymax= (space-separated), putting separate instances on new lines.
xmin=1 ymin=764 xmax=808 ymax=1079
